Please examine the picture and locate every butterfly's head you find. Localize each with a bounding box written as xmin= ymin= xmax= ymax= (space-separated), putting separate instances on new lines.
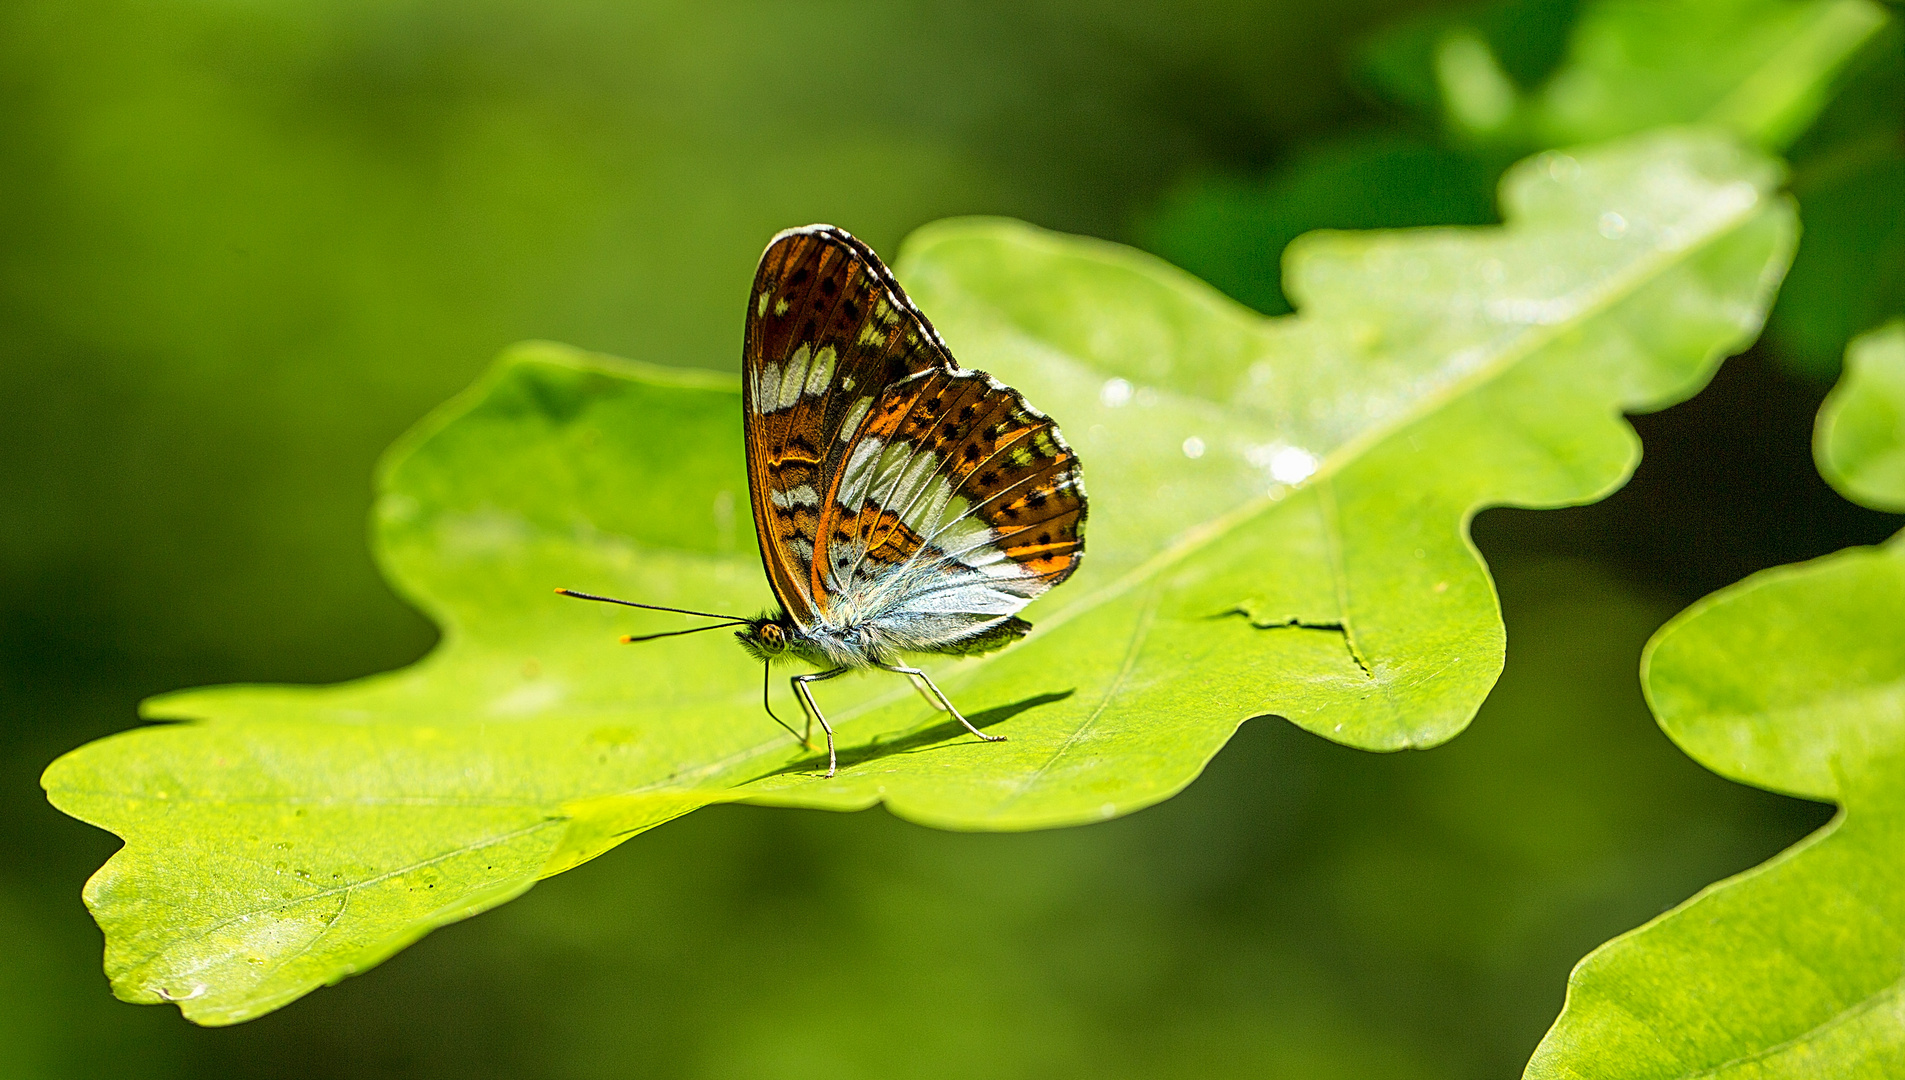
xmin=736 ymin=615 xmax=802 ymax=663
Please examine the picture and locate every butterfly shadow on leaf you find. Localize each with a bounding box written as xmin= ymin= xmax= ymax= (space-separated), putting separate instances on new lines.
xmin=762 ymin=689 xmax=1076 ymax=779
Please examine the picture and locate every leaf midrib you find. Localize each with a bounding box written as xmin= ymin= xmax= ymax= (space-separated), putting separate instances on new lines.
xmin=120 ymin=817 xmax=564 ymax=975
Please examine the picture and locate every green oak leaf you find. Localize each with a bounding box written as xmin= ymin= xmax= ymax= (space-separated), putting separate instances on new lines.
xmin=44 ymin=128 xmax=1795 ymax=1024
xmin=1527 ymin=324 xmax=1905 ymax=1078
xmin=1817 ymin=320 xmax=1905 ymax=511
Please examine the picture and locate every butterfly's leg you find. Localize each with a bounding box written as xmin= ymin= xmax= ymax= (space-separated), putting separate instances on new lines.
xmin=875 ymin=663 xmax=1006 ymax=743
xmin=759 ymin=663 xmax=810 ymax=748
xmin=791 ymin=667 xmax=851 ymax=777
xmin=905 ymin=673 xmax=948 ymax=711
xmin=787 ymin=670 xmax=823 ymax=743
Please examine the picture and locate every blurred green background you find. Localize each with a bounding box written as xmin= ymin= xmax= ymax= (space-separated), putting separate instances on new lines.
xmin=3 ymin=1 xmax=1900 ymax=1076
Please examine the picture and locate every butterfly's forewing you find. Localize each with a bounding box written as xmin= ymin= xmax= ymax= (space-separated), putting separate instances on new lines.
xmin=742 ymin=225 xmax=955 ymax=625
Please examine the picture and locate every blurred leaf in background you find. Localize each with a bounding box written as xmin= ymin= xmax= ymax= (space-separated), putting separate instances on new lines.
xmin=1137 ymin=134 xmax=1501 ymax=316
xmin=1351 ymin=0 xmax=1888 ymax=149
xmin=1147 ymin=0 xmax=1900 ymax=382
xmin=1770 ymin=32 xmax=1905 ymax=380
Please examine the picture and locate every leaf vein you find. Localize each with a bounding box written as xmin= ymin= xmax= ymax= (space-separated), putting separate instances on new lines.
xmin=127 ymin=817 xmax=563 ymax=974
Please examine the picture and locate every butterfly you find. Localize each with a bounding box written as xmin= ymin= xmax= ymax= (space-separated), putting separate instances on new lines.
xmin=561 ymin=224 xmax=1087 ymax=776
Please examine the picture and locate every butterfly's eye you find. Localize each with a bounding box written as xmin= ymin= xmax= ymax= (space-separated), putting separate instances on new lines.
xmin=761 ymin=623 xmax=784 ymax=649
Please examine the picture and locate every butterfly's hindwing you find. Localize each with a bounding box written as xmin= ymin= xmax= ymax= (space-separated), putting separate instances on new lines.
xmin=741 ymin=224 xmax=1086 ymax=657
xmin=819 ymin=368 xmax=1085 ymax=647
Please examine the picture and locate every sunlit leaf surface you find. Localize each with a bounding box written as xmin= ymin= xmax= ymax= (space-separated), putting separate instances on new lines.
xmin=1529 ymin=323 xmax=1905 ymax=1079
xmin=45 ymin=129 xmax=1795 ymax=1024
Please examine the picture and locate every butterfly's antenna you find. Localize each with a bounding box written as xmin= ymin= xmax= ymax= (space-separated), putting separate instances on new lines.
xmin=554 ymin=588 xmax=746 ymax=623
xmin=618 ymin=622 xmax=748 ymax=644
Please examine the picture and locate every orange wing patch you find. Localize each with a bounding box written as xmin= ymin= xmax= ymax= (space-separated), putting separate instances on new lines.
xmin=953 ymin=416 xmax=1084 ymax=582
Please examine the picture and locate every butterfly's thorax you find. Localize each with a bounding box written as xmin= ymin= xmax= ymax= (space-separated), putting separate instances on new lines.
xmin=736 ymin=614 xmax=885 ymax=669
xmin=797 ymin=622 xmax=888 ymax=669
